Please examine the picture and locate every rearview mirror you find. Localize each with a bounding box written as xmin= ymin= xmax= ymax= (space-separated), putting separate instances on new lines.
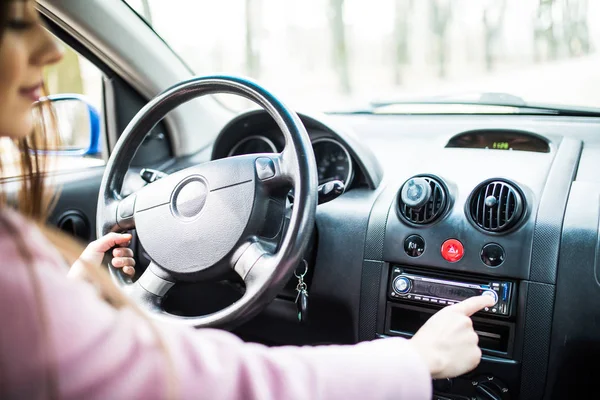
xmin=36 ymin=94 xmax=101 ymax=156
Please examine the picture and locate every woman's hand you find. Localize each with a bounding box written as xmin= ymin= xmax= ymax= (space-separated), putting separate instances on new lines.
xmin=68 ymin=233 xmax=136 ymax=279
xmin=410 ymin=295 xmax=496 ymax=379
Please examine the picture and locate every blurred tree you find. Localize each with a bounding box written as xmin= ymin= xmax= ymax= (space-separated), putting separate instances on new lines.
xmin=483 ymin=0 xmax=507 ymax=71
xmin=534 ymin=0 xmax=559 ymax=62
xmin=429 ymin=0 xmax=452 ymax=78
xmin=245 ymin=0 xmax=262 ymax=78
xmin=44 ymin=45 xmax=83 ymax=95
xmin=329 ymin=0 xmax=351 ymax=94
xmin=393 ymin=0 xmax=413 ymax=85
xmin=563 ymin=0 xmax=590 ymax=56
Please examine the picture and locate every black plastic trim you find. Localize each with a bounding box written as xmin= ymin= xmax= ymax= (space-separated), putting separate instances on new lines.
xmin=529 ymin=138 xmax=582 ymax=283
xmin=519 ymin=282 xmax=555 ymax=400
xmin=545 ymin=182 xmax=600 ymax=399
xmin=359 ymin=184 xmax=395 ymax=341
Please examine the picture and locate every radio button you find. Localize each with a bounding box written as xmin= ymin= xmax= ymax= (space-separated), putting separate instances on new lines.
xmin=430 ymin=299 xmax=438 ymax=303
xmin=441 ymin=239 xmax=464 ymax=262
xmin=404 ymin=235 xmax=425 ymax=257
xmin=481 ymin=243 xmax=505 ymax=267
xmin=482 ymin=290 xmax=499 ymax=305
xmin=414 ymin=296 xmax=422 ymax=300
xmin=393 ymin=277 xmax=411 ymax=294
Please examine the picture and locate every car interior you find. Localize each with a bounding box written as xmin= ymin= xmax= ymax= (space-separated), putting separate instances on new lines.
xmin=6 ymin=0 xmax=600 ymax=399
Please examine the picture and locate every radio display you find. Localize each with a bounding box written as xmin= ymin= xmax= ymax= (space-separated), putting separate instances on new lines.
xmin=413 ymin=280 xmax=481 ymax=301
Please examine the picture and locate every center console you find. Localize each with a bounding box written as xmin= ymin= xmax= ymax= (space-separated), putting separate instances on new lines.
xmin=386 ymin=267 xmax=517 ymax=360
xmin=367 ymin=174 xmax=538 ymax=400
xmin=381 ymin=267 xmax=520 ymax=399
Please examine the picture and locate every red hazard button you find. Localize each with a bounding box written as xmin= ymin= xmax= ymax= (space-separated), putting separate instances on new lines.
xmin=441 ymin=239 xmax=464 ymax=263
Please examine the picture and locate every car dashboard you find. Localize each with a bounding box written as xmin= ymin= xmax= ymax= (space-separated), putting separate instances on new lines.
xmin=199 ymin=109 xmax=600 ymax=400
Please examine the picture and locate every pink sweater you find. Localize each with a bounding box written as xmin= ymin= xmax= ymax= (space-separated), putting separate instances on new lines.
xmin=0 ymin=209 xmax=432 ymax=399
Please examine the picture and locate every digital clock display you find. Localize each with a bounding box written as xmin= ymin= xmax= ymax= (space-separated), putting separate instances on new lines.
xmin=492 ymin=141 xmax=510 ymax=150
xmin=446 ymin=130 xmax=550 ymax=153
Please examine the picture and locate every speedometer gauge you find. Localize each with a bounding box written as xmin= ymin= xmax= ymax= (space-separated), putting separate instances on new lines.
xmin=228 ymin=135 xmax=277 ymax=156
xmin=312 ymin=138 xmax=353 ymax=186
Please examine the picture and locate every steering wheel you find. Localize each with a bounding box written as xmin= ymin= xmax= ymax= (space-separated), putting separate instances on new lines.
xmin=96 ymin=76 xmax=317 ymax=328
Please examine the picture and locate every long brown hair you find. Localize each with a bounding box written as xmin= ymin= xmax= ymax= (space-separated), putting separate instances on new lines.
xmin=0 ymin=1 xmax=175 ymax=398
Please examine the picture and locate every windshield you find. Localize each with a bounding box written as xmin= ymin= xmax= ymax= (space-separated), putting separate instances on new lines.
xmin=124 ymin=0 xmax=600 ymax=112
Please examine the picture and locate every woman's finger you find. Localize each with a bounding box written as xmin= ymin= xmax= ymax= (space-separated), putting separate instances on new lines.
xmin=112 ymin=248 xmax=134 ymax=258
xmin=117 ymin=240 xmax=131 ymax=248
xmin=112 ymin=257 xmax=136 ymax=268
xmin=122 ymin=266 xmax=135 ymax=277
xmin=89 ymin=233 xmax=133 ymax=253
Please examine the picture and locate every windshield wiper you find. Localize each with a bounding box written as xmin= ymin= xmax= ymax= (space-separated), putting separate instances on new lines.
xmin=329 ymin=92 xmax=600 ymax=117
xmin=372 ymin=92 xmax=529 ymax=107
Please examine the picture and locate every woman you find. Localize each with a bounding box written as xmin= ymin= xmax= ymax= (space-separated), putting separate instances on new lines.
xmin=0 ymin=1 xmax=494 ymax=399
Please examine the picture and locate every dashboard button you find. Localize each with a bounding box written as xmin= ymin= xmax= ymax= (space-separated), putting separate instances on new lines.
xmin=393 ymin=277 xmax=411 ymax=294
xmin=255 ymin=157 xmax=276 ymax=180
xmin=441 ymin=239 xmax=464 ymax=262
xmin=481 ymin=243 xmax=505 ymax=267
xmin=404 ymin=235 xmax=425 ymax=257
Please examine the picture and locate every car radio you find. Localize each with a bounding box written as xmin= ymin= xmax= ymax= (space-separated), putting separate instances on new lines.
xmin=388 ymin=267 xmax=513 ymax=316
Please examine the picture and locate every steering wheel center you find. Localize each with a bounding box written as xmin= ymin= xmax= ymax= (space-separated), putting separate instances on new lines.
xmin=172 ymin=177 xmax=208 ymax=220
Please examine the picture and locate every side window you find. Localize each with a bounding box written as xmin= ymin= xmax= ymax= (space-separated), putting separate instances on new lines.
xmin=43 ymin=36 xmax=106 ymax=168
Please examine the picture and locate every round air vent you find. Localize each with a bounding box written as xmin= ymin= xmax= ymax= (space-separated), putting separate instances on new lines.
xmin=468 ymin=180 xmax=525 ymax=233
xmin=397 ymin=175 xmax=447 ymax=225
xmin=57 ymin=211 xmax=91 ymax=241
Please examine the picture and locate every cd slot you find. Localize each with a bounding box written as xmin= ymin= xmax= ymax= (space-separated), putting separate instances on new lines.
xmin=386 ymin=304 xmax=514 ymax=357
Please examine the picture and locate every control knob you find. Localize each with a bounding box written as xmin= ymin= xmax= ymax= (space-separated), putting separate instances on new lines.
xmin=482 ymin=290 xmax=499 ymax=306
xmin=472 ymin=375 xmax=510 ymax=400
xmin=393 ymin=277 xmax=411 ymax=294
xmin=400 ymin=177 xmax=431 ymax=209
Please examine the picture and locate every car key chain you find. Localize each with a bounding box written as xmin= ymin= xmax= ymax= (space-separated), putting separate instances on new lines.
xmin=295 ymin=260 xmax=309 ymax=323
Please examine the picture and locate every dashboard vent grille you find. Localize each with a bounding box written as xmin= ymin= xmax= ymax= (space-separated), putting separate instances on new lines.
xmin=398 ymin=176 xmax=447 ymax=224
xmin=469 ymin=180 xmax=524 ymax=233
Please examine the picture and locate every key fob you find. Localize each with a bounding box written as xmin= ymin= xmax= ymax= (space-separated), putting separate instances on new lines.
xmin=296 ymin=290 xmax=309 ymax=323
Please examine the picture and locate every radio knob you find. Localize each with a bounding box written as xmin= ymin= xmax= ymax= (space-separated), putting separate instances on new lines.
xmin=393 ymin=277 xmax=411 ymax=294
xmin=482 ymin=290 xmax=498 ymax=305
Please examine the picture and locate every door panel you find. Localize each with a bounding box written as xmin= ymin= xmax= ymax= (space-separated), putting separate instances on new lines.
xmin=46 ymin=167 xmax=105 ymax=242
